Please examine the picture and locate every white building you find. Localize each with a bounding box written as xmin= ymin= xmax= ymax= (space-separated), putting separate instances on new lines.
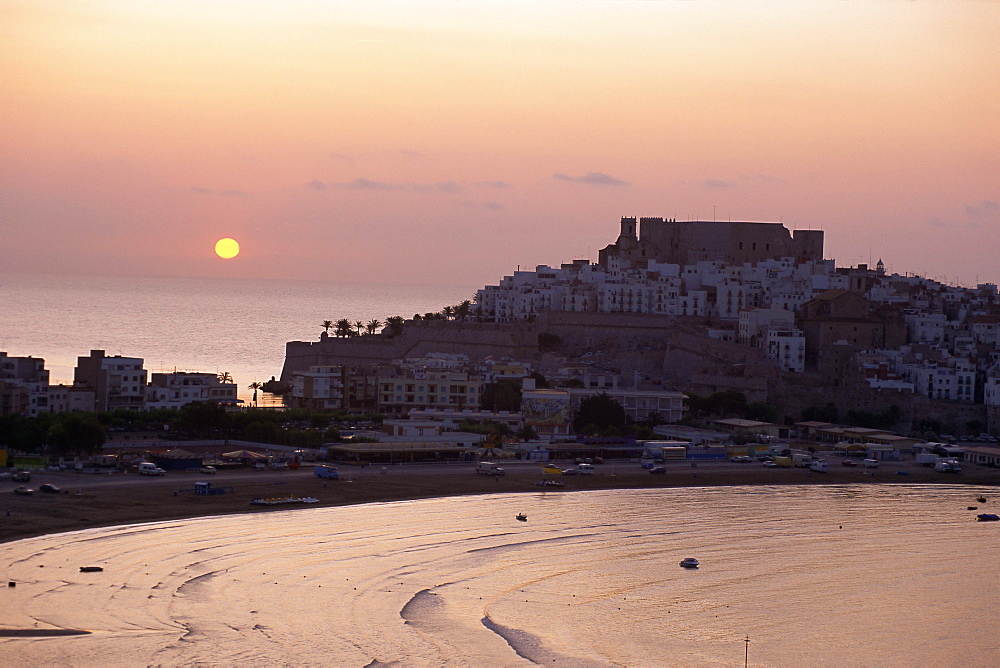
xmin=765 ymin=329 xmax=806 ymax=373
xmin=146 ymin=372 xmax=239 ymax=410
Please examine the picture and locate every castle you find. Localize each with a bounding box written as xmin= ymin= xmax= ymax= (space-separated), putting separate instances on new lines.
xmin=599 ymin=217 xmax=824 ymax=268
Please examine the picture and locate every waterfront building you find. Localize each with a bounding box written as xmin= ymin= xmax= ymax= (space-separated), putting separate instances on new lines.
xmin=146 ymin=372 xmax=238 ymax=410
xmin=47 ymin=384 xmax=97 ymax=413
xmin=377 ymin=370 xmax=483 ymax=416
xmin=287 ymin=365 xmax=346 ymax=410
xmin=0 ymin=352 xmax=50 ymax=416
xmin=74 ymin=349 xmax=147 ymax=412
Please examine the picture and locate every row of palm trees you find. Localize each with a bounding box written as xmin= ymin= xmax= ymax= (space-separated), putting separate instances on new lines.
xmin=322 ymin=316 xmax=406 ymax=338
xmin=322 ymin=296 xmax=484 ymax=340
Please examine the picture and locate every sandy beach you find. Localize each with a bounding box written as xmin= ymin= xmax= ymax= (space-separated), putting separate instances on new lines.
xmin=2 ymin=460 xmax=998 ymax=545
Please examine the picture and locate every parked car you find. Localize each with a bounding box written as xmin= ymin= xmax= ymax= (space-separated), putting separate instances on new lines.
xmin=762 ymin=461 xmax=777 ymax=468
xmin=12 ymin=471 xmax=31 ymax=482
xmin=13 ymin=486 xmax=34 ymax=495
xmin=561 ymin=468 xmax=581 ymax=476
xmin=199 ymin=466 xmax=218 ymax=474
xmin=842 ymin=459 xmax=858 ymax=467
xmin=649 ymin=466 xmax=667 ymax=474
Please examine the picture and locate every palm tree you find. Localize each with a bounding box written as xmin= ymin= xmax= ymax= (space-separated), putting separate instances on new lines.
xmin=442 ymin=305 xmax=454 ymax=320
xmin=456 ymin=300 xmax=472 ymax=321
xmin=366 ymin=318 xmax=382 ymax=335
xmin=355 ymin=321 xmax=365 ymax=336
xmin=335 ymin=318 xmax=353 ymax=338
xmin=248 ymin=381 xmax=263 ymax=406
xmin=217 ymin=371 xmax=233 ymax=384
xmin=386 ymin=316 xmax=405 ymax=337
xmin=322 ymin=320 xmax=333 ymax=336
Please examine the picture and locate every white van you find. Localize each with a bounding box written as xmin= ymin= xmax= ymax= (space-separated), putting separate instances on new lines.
xmin=809 ymin=460 xmax=829 ymax=473
xmin=577 ymin=463 xmax=596 ymax=474
xmin=476 ymin=462 xmax=505 ymax=476
xmin=138 ymin=462 xmax=166 ymax=476
xmin=862 ymin=459 xmax=879 ymax=469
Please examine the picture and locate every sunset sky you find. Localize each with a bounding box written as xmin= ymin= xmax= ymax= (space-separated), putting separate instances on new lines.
xmin=3 ymin=1 xmax=997 ymax=289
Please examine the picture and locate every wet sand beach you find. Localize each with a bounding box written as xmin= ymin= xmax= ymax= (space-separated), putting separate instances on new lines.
xmin=2 ymin=460 xmax=997 ymax=544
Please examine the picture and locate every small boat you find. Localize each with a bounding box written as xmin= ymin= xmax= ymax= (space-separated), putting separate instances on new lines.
xmin=968 ymin=506 xmax=979 ymax=510
xmin=975 ymin=514 xmax=999 ymax=522
xmin=515 ymin=513 xmax=527 ymax=522
xmin=79 ymin=566 xmax=103 ymax=573
xmin=976 ymin=496 xmax=987 ymax=503
xmin=679 ymin=558 xmax=699 ymax=569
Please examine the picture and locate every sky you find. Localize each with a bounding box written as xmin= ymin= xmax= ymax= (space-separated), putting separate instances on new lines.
xmin=2 ymin=0 xmax=997 ymax=289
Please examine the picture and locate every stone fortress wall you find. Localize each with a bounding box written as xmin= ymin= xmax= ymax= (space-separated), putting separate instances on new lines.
xmin=601 ymin=217 xmax=824 ymax=268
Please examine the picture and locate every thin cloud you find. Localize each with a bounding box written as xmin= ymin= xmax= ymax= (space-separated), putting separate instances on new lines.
xmin=413 ymin=181 xmax=462 ymax=194
xmin=307 ymin=180 xmax=328 ymax=191
xmin=926 ymin=216 xmax=951 ymax=228
xmin=330 ymin=153 xmax=354 ymax=163
xmin=460 ymin=200 xmax=503 ymax=210
xmin=965 ymin=200 xmax=998 ymax=220
xmin=702 ymin=179 xmax=735 ymax=189
xmin=342 ymin=178 xmax=399 ymax=190
xmin=553 ymin=172 xmax=628 ymax=186
xmin=474 ymin=180 xmax=511 ymax=189
xmin=739 ymin=173 xmax=786 ymax=184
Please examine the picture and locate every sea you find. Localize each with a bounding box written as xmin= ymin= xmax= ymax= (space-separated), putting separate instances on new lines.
xmin=0 ymin=272 xmax=471 ymax=405
xmin=1 ymin=484 xmax=998 ymax=666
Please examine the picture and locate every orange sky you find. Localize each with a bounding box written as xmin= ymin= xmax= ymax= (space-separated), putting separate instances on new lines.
xmin=2 ymin=1 xmax=997 ymax=288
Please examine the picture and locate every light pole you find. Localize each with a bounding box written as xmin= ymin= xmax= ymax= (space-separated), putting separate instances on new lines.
xmin=744 ymin=634 xmax=750 ymax=667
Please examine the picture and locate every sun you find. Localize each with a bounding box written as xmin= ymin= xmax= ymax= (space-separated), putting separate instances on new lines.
xmin=215 ymin=238 xmax=240 ymax=259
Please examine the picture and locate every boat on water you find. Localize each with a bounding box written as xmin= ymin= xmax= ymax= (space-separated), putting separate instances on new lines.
xmin=515 ymin=513 xmax=528 ymax=522
xmin=975 ymin=514 xmax=999 ymax=522
xmin=976 ymin=496 xmax=987 ymax=503
xmin=679 ymin=558 xmax=699 ymax=568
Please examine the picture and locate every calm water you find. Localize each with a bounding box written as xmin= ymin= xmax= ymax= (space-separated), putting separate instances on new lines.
xmin=0 ymin=272 xmax=470 ymax=403
xmin=1 ymin=485 xmax=997 ymax=666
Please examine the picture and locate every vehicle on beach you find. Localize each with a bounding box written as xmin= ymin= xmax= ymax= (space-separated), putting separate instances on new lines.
xmin=576 ymin=463 xmax=596 ymax=474
xmin=137 ymin=462 xmax=166 ymax=476
xmin=313 ymin=465 xmax=339 ymax=479
xmin=679 ymin=558 xmax=699 ymax=569
xmin=475 ymin=462 xmax=505 ymax=476
xmin=809 ymin=461 xmax=829 ymax=473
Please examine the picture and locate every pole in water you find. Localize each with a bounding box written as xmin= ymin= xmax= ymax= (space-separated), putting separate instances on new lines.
xmin=744 ymin=634 xmax=750 ymax=667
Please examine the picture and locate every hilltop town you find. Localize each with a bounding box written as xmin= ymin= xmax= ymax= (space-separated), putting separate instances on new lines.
xmin=281 ymin=217 xmax=1000 ymax=439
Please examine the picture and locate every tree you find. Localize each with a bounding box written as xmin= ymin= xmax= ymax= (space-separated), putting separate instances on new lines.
xmin=47 ymin=414 xmax=105 ymax=456
xmin=573 ymin=393 xmax=626 ymax=433
xmin=516 ymin=424 xmax=538 ymax=441
xmin=366 ymin=318 xmax=382 ymax=335
xmin=355 ymin=321 xmax=365 ymax=336
xmin=455 ymin=300 xmax=472 ymax=321
xmin=442 ymin=305 xmax=454 ymax=320
xmin=322 ymin=320 xmax=333 ymax=336
xmin=248 ymin=381 xmax=263 ymax=406
xmin=480 ymin=380 xmax=522 ymax=412
xmin=217 ymin=371 xmax=233 ymax=384
xmin=335 ymin=319 xmax=354 ymax=338
xmin=386 ymin=316 xmax=405 ymax=337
